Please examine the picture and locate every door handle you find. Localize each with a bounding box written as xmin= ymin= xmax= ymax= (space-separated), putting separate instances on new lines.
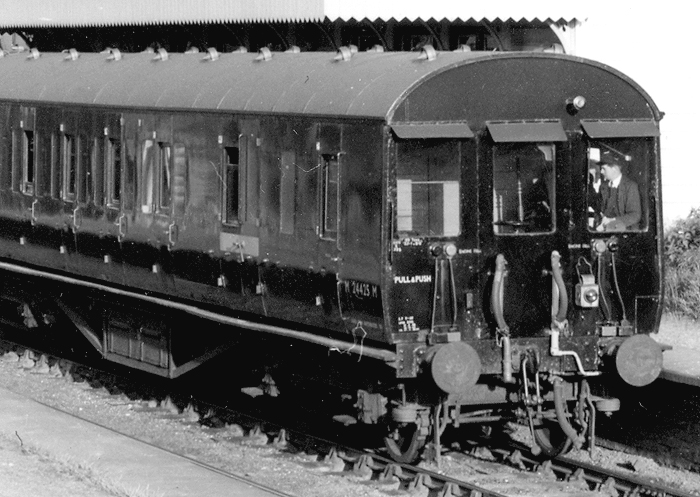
xmin=167 ymin=222 xmax=178 ymax=247
xmin=72 ymin=206 xmax=82 ymax=230
xmin=30 ymin=199 xmax=38 ymax=225
xmin=116 ymin=214 xmax=127 ymax=240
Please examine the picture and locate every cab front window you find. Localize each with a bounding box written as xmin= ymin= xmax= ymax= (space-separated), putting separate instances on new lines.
xmin=492 ymin=143 xmax=555 ymax=234
xmin=396 ymin=140 xmax=460 ymax=237
xmin=586 ymin=138 xmax=650 ymax=232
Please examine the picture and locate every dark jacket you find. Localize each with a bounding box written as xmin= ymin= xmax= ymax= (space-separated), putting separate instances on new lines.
xmin=598 ymin=175 xmax=641 ymax=230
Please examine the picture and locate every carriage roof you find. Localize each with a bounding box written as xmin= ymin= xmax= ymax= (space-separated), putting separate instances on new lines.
xmin=0 ymin=49 xmax=661 ymax=126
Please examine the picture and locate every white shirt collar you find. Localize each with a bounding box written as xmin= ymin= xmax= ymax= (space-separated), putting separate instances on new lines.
xmin=610 ymin=175 xmax=622 ymax=188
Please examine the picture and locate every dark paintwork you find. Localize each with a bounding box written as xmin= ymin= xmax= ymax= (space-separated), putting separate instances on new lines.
xmin=0 ymin=50 xmax=663 ymax=386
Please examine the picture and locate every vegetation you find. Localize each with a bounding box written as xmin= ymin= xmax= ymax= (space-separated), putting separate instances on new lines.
xmin=664 ymin=208 xmax=700 ymax=320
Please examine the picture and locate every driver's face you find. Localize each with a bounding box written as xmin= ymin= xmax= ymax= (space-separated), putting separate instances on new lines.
xmin=600 ymin=164 xmax=616 ymax=181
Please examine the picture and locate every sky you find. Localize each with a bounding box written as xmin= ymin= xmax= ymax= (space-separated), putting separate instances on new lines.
xmin=573 ymin=3 xmax=698 ymax=225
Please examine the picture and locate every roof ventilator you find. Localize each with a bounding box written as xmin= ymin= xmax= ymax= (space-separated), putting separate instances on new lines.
xmin=202 ymin=47 xmax=220 ymax=61
xmin=102 ymin=48 xmax=122 ymax=61
xmin=418 ymin=45 xmax=437 ymax=61
xmin=367 ymin=45 xmax=384 ymax=52
xmin=185 ymin=47 xmax=200 ymax=54
xmin=255 ymin=47 xmax=273 ymax=61
xmin=62 ymin=48 xmax=79 ymax=61
xmin=153 ymin=48 xmax=169 ymax=61
xmin=285 ymin=46 xmax=301 ymax=53
xmin=26 ymin=48 xmax=40 ymax=60
xmin=334 ymin=45 xmax=357 ymax=62
xmin=233 ymin=46 xmax=248 ymax=53
xmin=453 ymin=44 xmax=472 ymax=52
xmin=107 ymin=48 xmax=122 ymax=60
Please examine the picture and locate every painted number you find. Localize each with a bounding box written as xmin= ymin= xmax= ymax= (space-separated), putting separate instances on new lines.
xmin=398 ymin=316 xmax=418 ymax=332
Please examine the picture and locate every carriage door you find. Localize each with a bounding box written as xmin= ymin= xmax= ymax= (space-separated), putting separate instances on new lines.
xmin=18 ymin=106 xmax=37 ymax=226
xmin=482 ymin=121 xmax=568 ymax=336
xmin=219 ymin=119 xmax=262 ymax=304
xmin=335 ymin=124 xmax=385 ymax=339
xmin=137 ymin=115 xmax=179 ymax=253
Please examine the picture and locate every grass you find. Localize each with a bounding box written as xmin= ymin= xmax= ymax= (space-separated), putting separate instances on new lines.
xmin=664 ymin=251 xmax=700 ymax=321
xmin=664 ymin=208 xmax=700 ymax=321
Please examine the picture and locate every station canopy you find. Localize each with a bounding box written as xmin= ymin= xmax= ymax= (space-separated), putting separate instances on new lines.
xmin=0 ymin=0 xmax=587 ymax=28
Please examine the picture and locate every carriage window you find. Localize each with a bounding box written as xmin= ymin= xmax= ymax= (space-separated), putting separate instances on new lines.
xmin=586 ymin=139 xmax=649 ymax=232
xmin=0 ymin=128 xmax=11 ymax=190
xmin=396 ymin=140 xmax=460 ymax=237
xmin=50 ymin=134 xmax=60 ymax=198
xmin=10 ymin=130 xmax=19 ymax=192
xmin=62 ymin=134 xmax=78 ymax=201
xmin=22 ymin=130 xmax=35 ymax=195
xmin=140 ymin=139 xmax=155 ymax=213
xmin=78 ymin=135 xmax=90 ymax=203
xmin=92 ymin=137 xmax=104 ymax=205
xmin=107 ymin=138 xmax=122 ymax=206
xmin=158 ymin=142 xmax=172 ymax=211
xmin=493 ymin=143 xmax=555 ymax=234
xmin=321 ymin=153 xmax=338 ymax=239
xmin=223 ymin=145 xmax=240 ymax=225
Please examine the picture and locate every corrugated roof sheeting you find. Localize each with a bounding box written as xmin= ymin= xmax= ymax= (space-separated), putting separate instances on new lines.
xmin=0 ymin=0 xmax=326 ymax=27
xmin=322 ymin=0 xmax=587 ymax=23
xmin=0 ymin=0 xmax=585 ymax=28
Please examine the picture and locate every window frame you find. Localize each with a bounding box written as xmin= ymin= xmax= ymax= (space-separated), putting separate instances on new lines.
xmin=49 ymin=133 xmax=60 ymax=199
xmin=585 ymin=138 xmax=650 ymax=233
xmin=320 ymin=153 xmax=339 ymax=240
xmin=157 ymin=141 xmax=173 ymax=213
xmin=106 ymin=137 xmax=122 ymax=207
xmin=222 ymin=143 xmax=241 ymax=226
xmin=77 ymin=134 xmax=90 ymax=203
xmin=394 ymin=138 xmax=462 ymax=239
xmin=491 ymin=141 xmax=557 ymax=236
xmin=62 ymin=133 xmax=78 ymax=202
xmin=21 ymin=129 xmax=35 ymax=196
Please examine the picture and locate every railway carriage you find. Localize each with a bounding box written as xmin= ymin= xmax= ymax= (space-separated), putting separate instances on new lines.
xmin=0 ymin=46 xmax=664 ymax=461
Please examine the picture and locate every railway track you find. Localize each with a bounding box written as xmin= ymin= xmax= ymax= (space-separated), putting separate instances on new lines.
xmin=0 ymin=336 xmax=697 ymax=497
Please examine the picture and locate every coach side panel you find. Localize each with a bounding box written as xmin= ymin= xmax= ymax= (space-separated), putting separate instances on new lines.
xmin=0 ymin=102 xmax=387 ymax=341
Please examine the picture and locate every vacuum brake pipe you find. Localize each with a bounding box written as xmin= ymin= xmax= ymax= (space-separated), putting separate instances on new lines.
xmin=0 ymin=261 xmax=397 ymax=363
xmin=553 ymin=376 xmax=584 ymax=449
xmin=550 ymin=251 xmax=568 ymax=326
xmin=491 ymin=254 xmax=514 ymax=383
